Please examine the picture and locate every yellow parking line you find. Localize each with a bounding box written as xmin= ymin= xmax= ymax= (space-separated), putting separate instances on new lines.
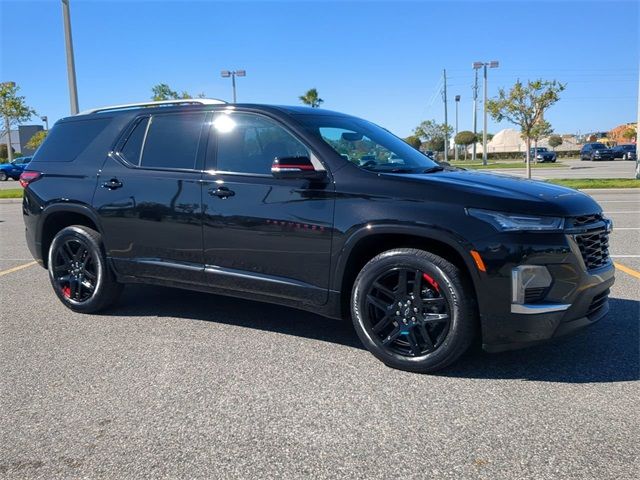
xmin=0 ymin=261 xmax=37 ymax=277
xmin=615 ymin=262 xmax=640 ymax=280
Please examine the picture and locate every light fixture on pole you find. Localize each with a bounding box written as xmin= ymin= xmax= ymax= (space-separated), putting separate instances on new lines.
xmin=221 ymin=69 xmax=246 ymax=103
xmin=61 ymin=0 xmax=79 ymax=115
xmin=41 ymin=116 xmax=49 ymax=131
xmin=473 ymin=60 xmax=499 ymax=165
xmin=454 ymin=95 xmax=460 ymax=162
xmin=1 ymin=81 xmax=16 ymax=162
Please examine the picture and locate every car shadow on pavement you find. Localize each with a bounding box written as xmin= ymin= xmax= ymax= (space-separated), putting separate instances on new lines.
xmin=108 ymin=287 xmax=639 ymax=384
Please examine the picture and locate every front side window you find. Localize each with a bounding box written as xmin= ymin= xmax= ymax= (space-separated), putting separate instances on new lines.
xmin=212 ymin=113 xmax=309 ymax=174
xmin=296 ymin=114 xmax=440 ymax=173
xmin=139 ymin=112 xmax=206 ymax=170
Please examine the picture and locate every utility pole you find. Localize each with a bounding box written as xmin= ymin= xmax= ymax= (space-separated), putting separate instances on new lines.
xmin=1 ymin=81 xmax=16 ymax=162
xmin=472 ymin=67 xmax=479 ymax=162
xmin=454 ymin=95 xmax=460 ymax=161
xmin=442 ymin=69 xmax=448 ymax=163
xmin=61 ymin=0 xmax=79 ymax=114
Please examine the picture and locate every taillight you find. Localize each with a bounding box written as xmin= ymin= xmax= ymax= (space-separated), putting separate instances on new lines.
xmin=19 ymin=171 xmax=42 ymax=188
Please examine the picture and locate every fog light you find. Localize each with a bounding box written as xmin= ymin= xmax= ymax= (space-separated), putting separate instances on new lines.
xmin=511 ymin=265 xmax=552 ymax=304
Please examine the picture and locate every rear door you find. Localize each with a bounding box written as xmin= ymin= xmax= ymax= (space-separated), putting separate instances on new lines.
xmin=93 ymin=111 xmax=208 ymax=284
xmin=201 ymin=111 xmax=335 ymax=305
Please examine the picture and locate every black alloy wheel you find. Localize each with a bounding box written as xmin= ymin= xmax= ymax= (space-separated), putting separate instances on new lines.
xmin=48 ymin=225 xmax=123 ymax=312
xmin=351 ymin=248 xmax=476 ymax=373
xmin=51 ymin=237 xmax=99 ymax=303
xmin=364 ymin=268 xmax=450 ymax=357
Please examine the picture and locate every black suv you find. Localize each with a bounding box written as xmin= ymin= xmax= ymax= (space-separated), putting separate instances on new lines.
xmin=611 ymin=144 xmax=637 ymax=161
xmin=21 ymin=100 xmax=615 ymax=373
xmin=580 ymin=142 xmax=613 ymax=161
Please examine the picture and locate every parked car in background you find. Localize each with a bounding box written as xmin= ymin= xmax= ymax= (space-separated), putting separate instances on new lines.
xmin=580 ymin=143 xmax=613 ymax=161
xmin=21 ymin=99 xmax=614 ymax=373
xmin=611 ymin=144 xmax=637 ymax=161
xmin=0 ymin=156 xmax=32 ymax=181
xmin=523 ymin=147 xmax=556 ymax=163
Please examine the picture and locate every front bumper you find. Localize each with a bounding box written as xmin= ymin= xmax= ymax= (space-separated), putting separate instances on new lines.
xmin=472 ymin=229 xmax=615 ymax=353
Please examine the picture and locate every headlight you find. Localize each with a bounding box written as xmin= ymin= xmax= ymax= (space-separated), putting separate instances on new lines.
xmin=467 ymin=208 xmax=565 ymax=232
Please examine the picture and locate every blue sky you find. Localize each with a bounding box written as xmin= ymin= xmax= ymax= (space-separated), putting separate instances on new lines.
xmin=1 ymin=0 xmax=638 ymax=137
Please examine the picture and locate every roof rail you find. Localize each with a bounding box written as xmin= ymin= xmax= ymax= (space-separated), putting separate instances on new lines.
xmin=77 ymin=98 xmax=227 ymax=115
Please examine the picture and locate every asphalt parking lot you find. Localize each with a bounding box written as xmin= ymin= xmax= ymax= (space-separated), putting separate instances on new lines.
xmin=488 ymin=158 xmax=637 ymax=179
xmin=1 ymin=189 xmax=638 ymax=479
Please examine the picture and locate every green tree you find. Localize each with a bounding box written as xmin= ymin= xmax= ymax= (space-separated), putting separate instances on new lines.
xmin=414 ymin=120 xmax=452 ymax=152
xmin=151 ymin=83 xmax=194 ymax=101
xmin=622 ymin=127 xmax=636 ymax=141
xmin=404 ymin=135 xmax=422 ymax=149
xmin=531 ymin=120 xmax=553 ymax=156
xmin=299 ymin=88 xmax=324 ymax=108
xmin=26 ymin=130 xmax=48 ymax=151
xmin=487 ymin=79 xmax=565 ymax=178
xmin=548 ymin=134 xmax=563 ymax=150
xmin=454 ymin=131 xmax=477 ymax=160
xmin=1 ymin=82 xmax=36 ymax=162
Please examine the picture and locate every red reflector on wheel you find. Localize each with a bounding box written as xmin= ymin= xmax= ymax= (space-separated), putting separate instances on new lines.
xmin=19 ymin=171 xmax=42 ymax=188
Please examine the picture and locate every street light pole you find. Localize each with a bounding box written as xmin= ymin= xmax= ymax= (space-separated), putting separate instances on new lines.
xmin=1 ymin=81 xmax=16 ymax=162
xmin=454 ymin=95 xmax=460 ymax=162
xmin=41 ymin=116 xmax=49 ymax=131
xmin=61 ymin=0 xmax=79 ymax=114
xmin=442 ymin=69 xmax=448 ymax=163
xmin=473 ymin=60 xmax=499 ymax=165
xmin=472 ymin=66 xmax=479 ymax=162
xmin=221 ymin=69 xmax=246 ymax=103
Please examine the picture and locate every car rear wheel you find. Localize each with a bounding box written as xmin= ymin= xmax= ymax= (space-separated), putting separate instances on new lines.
xmin=0 ymin=172 xmax=7 ymax=181
xmin=48 ymin=225 xmax=123 ymax=313
xmin=351 ymin=248 xmax=477 ymax=373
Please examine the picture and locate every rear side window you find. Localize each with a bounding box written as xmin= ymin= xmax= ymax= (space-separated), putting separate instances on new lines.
xmin=33 ymin=118 xmax=110 ymax=162
xmin=120 ymin=117 xmax=149 ymax=165
xmin=140 ymin=113 xmax=206 ymax=170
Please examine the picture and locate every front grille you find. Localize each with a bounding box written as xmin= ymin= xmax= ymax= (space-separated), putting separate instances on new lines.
xmin=575 ymin=231 xmax=610 ymax=270
xmin=568 ymin=214 xmax=611 ymax=270
xmin=569 ymin=214 xmax=603 ymax=228
xmin=587 ymin=289 xmax=609 ymax=318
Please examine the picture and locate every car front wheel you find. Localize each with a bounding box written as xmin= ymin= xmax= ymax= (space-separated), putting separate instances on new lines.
xmin=0 ymin=172 xmax=7 ymax=181
xmin=48 ymin=225 xmax=123 ymax=313
xmin=351 ymin=248 xmax=477 ymax=373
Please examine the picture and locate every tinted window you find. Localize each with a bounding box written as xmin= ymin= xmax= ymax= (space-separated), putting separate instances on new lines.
xmin=592 ymin=143 xmax=606 ymax=149
xmin=33 ymin=118 xmax=110 ymax=162
xmin=140 ymin=113 xmax=206 ymax=170
xmin=298 ymin=114 xmax=440 ymax=173
xmin=120 ymin=117 xmax=149 ymax=165
xmin=213 ymin=113 xmax=309 ymax=174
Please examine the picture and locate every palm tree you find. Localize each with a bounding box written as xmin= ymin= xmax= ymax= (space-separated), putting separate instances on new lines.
xmin=299 ymin=88 xmax=324 ymax=108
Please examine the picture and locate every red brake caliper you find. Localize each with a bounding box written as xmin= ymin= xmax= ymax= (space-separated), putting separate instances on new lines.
xmin=62 ymin=286 xmax=71 ymax=298
xmin=422 ymin=273 xmax=440 ymax=292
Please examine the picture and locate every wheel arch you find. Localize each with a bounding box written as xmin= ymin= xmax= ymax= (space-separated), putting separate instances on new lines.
xmin=38 ymin=203 xmax=103 ymax=268
xmin=334 ymin=225 xmax=481 ymax=318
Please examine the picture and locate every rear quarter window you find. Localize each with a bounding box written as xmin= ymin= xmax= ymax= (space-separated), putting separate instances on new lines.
xmin=32 ymin=118 xmax=111 ymax=162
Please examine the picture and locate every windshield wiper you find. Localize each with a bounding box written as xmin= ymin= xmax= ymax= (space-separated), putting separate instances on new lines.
xmin=422 ymin=166 xmax=444 ymax=173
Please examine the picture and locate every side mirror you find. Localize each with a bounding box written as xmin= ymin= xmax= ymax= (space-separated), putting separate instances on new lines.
xmin=271 ymin=156 xmax=326 ymax=180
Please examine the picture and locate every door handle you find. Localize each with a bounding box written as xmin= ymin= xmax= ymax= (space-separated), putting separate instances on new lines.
xmin=209 ymin=186 xmax=235 ymax=198
xmin=102 ymin=178 xmax=123 ymax=190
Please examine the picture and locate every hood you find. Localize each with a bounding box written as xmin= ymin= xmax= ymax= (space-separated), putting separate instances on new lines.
xmin=392 ymin=169 xmax=601 ymax=217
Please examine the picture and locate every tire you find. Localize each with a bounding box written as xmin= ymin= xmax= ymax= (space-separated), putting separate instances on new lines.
xmin=351 ymin=248 xmax=477 ymax=373
xmin=0 ymin=172 xmax=7 ymax=181
xmin=48 ymin=225 xmax=123 ymax=313
xmin=635 ymin=162 xmax=640 ymax=180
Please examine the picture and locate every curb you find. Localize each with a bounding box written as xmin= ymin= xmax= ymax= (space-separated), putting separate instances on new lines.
xmin=0 ymin=198 xmax=23 ymax=204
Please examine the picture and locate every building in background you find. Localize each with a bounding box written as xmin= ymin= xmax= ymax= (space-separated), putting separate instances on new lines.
xmin=0 ymin=125 xmax=44 ymax=156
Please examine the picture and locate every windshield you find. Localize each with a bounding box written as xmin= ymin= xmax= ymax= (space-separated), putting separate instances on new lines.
xmin=533 ymin=148 xmax=548 ymax=152
xmin=296 ymin=114 xmax=440 ymax=173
